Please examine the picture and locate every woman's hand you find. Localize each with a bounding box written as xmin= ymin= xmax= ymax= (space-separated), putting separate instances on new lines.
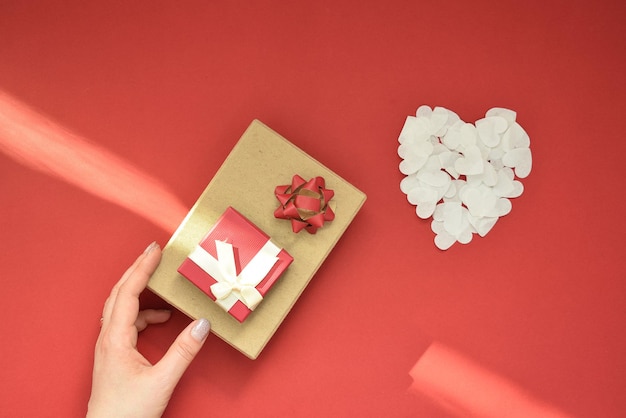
xmin=87 ymin=242 xmax=210 ymax=418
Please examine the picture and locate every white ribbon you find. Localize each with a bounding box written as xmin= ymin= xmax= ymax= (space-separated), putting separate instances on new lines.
xmin=188 ymin=239 xmax=281 ymax=311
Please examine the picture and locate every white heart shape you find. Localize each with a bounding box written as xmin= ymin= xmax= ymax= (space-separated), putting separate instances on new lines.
xmin=454 ymin=144 xmax=484 ymax=176
xmin=502 ymin=147 xmax=532 ymax=178
xmin=407 ymin=185 xmax=438 ymax=206
xmin=398 ymin=106 xmax=532 ymax=249
xmin=432 ymin=225 xmax=457 ymax=250
xmin=416 ymin=200 xmax=438 ymax=219
xmin=476 ymin=116 xmax=508 ymax=148
xmin=467 ymin=161 xmax=498 ymax=187
xmin=417 ymin=169 xmax=450 ymax=188
xmin=492 ymin=168 xmax=524 ymax=198
xmin=468 ymin=214 xmax=499 ymax=237
xmin=442 ymin=120 xmax=468 ymax=150
xmin=486 ymin=107 xmax=517 ymax=124
xmin=461 ymin=184 xmax=498 ymax=218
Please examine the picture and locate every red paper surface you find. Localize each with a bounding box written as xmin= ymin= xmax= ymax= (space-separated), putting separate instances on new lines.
xmin=1 ymin=1 xmax=625 ymax=417
xmin=177 ymin=207 xmax=293 ymax=322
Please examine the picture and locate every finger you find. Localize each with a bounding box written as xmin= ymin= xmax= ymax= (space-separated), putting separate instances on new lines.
xmin=110 ymin=242 xmax=162 ymax=329
xmin=135 ymin=309 xmax=172 ymax=332
xmin=101 ymin=242 xmax=157 ymax=326
xmin=153 ymin=318 xmax=210 ymax=385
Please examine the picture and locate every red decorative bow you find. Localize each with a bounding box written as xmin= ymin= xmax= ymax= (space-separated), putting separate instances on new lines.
xmin=274 ymin=175 xmax=335 ymax=234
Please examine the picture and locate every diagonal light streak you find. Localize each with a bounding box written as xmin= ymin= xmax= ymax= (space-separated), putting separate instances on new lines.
xmin=409 ymin=342 xmax=572 ymax=417
xmin=0 ymin=89 xmax=188 ymax=233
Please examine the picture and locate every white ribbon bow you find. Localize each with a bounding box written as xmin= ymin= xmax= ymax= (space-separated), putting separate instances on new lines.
xmin=188 ymin=239 xmax=281 ymax=311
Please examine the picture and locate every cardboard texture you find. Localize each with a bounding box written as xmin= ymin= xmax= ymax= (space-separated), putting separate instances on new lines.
xmin=147 ymin=120 xmax=366 ymax=359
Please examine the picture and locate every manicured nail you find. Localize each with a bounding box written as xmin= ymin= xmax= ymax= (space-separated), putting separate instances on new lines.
xmin=144 ymin=241 xmax=159 ymax=254
xmin=191 ymin=318 xmax=210 ymax=342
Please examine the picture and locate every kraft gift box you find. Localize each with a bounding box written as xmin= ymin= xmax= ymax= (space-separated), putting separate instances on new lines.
xmin=147 ymin=120 xmax=366 ymax=359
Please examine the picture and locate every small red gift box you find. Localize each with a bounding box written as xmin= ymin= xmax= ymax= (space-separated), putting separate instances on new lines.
xmin=177 ymin=207 xmax=293 ymax=322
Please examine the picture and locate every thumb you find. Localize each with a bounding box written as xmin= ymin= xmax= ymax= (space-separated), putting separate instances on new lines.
xmin=154 ymin=318 xmax=210 ymax=384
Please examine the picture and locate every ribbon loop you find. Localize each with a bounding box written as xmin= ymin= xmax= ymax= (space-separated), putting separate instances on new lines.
xmin=210 ymin=281 xmax=235 ymax=300
xmin=188 ymin=239 xmax=281 ymax=311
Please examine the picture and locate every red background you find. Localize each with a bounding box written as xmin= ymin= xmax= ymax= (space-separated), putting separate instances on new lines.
xmin=1 ymin=1 xmax=624 ymax=417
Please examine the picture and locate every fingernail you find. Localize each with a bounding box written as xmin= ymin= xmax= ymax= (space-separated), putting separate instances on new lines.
xmin=144 ymin=241 xmax=159 ymax=254
xmin=191 ymin=318 xmax=210 ymax=342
